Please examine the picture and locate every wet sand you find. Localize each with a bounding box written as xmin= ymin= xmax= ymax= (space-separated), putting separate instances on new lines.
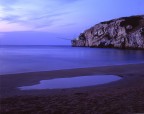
xmin=0 ymin=63 xmax=144 ymax=114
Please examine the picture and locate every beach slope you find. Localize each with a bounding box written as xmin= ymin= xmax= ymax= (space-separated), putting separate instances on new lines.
xmin=0 ymin=63 xmax=144 ymax=114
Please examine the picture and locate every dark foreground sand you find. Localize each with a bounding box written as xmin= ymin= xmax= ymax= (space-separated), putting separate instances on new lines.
xmin=0 ymin=64 xmax=144 ymax=114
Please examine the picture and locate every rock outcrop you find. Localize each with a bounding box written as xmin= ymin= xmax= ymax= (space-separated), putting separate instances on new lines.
xmin=72 ymin=15 xmax=144 ymax=49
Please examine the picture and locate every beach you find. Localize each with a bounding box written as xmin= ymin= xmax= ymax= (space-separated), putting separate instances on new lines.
xmin=0 ymin=1 xmax=144 ymax=113
xmin=0 ymin=63 xmax=144 ymax=114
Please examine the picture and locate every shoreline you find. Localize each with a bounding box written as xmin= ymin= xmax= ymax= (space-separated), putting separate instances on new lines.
xmin=0 ymin=63 xmax=144 ymax=113
xmin=1 ymin=62 xmax=144 ymax=75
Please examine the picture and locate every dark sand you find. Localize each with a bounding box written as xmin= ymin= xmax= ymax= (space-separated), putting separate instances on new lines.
xmin=0 ymin=64 xmax=144 ymax=114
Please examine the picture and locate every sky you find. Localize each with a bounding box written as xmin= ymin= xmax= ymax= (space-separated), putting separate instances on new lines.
xmin=0 ymin=0 xmax=144 ymax=45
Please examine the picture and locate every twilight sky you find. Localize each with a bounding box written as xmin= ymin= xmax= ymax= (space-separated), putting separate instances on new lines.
xmin=0 ymin=0 xmax=144 ymax=45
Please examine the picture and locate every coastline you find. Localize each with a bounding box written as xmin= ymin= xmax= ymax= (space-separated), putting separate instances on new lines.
xmin=0 ymin=63 xmax=144 ymax=113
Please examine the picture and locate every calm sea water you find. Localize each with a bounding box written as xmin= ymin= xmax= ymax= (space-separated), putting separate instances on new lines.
xmin=0 ymin=45 xmax=144 ymax=75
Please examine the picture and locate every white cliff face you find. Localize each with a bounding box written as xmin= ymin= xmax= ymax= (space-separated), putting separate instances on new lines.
xmin=72 ymin=15 xmax=144 ymax=49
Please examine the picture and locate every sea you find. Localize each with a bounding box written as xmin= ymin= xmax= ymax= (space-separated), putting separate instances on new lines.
xmin=0 ymin=45 xmax=144 ymax=75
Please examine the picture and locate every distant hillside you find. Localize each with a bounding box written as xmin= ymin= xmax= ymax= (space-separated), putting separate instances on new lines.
xmin=72 ymin=15 xmax=144 ymax=49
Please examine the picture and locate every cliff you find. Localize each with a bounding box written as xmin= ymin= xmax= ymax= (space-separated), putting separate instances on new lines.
xmin=72 ymin=15 xmax=144 ymax=49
